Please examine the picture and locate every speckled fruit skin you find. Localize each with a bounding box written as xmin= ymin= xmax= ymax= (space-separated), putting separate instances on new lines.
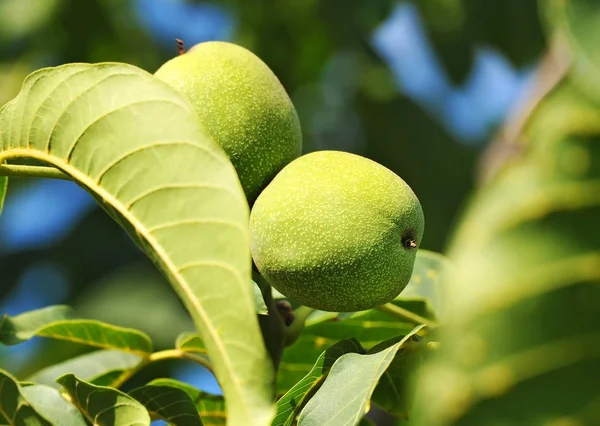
xmin=250 ymin=150 xmax=425 ymax=312
xmin=155 ymin=41 xmax=302 ymax=204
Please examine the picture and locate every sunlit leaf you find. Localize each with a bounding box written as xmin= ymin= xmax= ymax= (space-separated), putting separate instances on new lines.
xmin=0 ymin=305 xmax=152 ymax=355
xmin=297 ymin=326 xmax=425 ymax=425
xmin=147 ymin=379 xmax=226 ymax=426
xmin=278 ymin=301 xmax=429 ymax=393
xmin=0 ymin=63 xmax=274 ymax=425
xmin=57 ymin=373 xmax=150 ymax=425
xmin=176 ymin=332 xmax=207 ymax=354
xmin=20 ymin=384 xmax=87 ymax=426
xmin=27 ymin=349 xmax=143 ymax=389
xmin=129 ymin=384 xmax=204 ymax=425
xmin=0 ymin=369 xmax=52 ymax=425
xmin=369 ymin=333 xmax=428 ymax=418
xmin=399 ymin=250 xmax=452 ymax=319
xmin=412 ymin=81 xmax=600 ymax=424
xmin=274 ymin=339 xmax=365 ymax=426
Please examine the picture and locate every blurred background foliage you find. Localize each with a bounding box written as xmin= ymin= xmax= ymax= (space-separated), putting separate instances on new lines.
xmin=0 ymin=0 xmax=551 ymax=402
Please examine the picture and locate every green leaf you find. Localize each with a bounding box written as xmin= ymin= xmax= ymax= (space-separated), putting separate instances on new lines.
xmin=368 ymin=334 xmax=428 ymax=418
xmin=176 ymin=332 xmax=207 ymax=353
xmin=399 ymin=250 xmax=453 ymax=319
xmin=0 ymin=175 xmax=6 ymax=215
xmin=27 ymin=349 xmax=143 ymax=389
xmin=147 ymin=379 xmax=226 ymax=426
xmin=274 ymin=339 xmax=365 ymax=426
xmin=253 ymin=280 xmax=269 ymax=315
xmin=278 ymin=301 xmax=428 ymax=393
xmin=545 ymin=0 xmax=600 ymax=102
xmin=129 ymin=384 xmax=204 ymax=425
xmin=0 ymin=369 xmax=52 ymax=425
xmin=411 ymin=81 xmax=600 ymax=424
xmin=20 ymin=384 xmax=87 ymax=426
xmin=297 ymin=326 xmax=426 ymax=425
xmin=0 ymin=63 xmax=274 ymax=424
xmin=57 ymin=373 xmax=151 ymax=426
xmin=0 ymin=305 xmax=153 ymax=354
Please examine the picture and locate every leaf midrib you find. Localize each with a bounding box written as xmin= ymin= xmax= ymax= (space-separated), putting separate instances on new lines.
xmin=0 ymin=148 xmax=251 ymax=420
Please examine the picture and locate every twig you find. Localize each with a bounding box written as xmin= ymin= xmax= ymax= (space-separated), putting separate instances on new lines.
xmin=110 ymin=348 xmax=214 ymax=389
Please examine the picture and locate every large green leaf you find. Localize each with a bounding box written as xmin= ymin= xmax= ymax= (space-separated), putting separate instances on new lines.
xmin=147 ymin=379 xmax=226 ymax=426
xmin=411 ymin=80 xmax=600 ymax=424
xmin=0 ymin=305 xmax=152 ymax=354
xmin=27 ymin=349 xmax=143 ymax=389
xmin=57 ymin=373 xmax=150 ymax=425
xmin=297 ymin=326 xmax=426 ymax=425
xmin=20 ymin=384 xmax=87 ymax=426
xmin=129 ymin=384 xmax=204 ymax=425
xmin=0 ymin=63 xmax=274 ymax=425
xmin=274 ymin=339 xmax=365 ymax=426
xmin=0 ymin=369 xmax=52 ymax=425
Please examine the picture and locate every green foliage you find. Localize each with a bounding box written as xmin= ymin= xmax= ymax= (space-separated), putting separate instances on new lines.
xmin=129 ymin=384 xmax=205 ymax=425
xmin=57 ymin=373 xmax=151 ymax=425
xmin=175 ymin=332 xmax=207 ymax=353
xmin=20 ymin=384 xmax=87 ymax=426
xmin=147 ymin=379 xmax=226 ymax=426
xmin=27 ymin=350 xmax=144 ymax=389
xmin=412 ymin=77 xmax=600 ymax=425
xmin=0 ymin=62 xmax=273 ymax=426
xmin=274 ymin=339 xmax=365 ymax=426
xmin=0 ymin=369 xmax=53 ymax=425
xmin=547 ymin=0 xmax=600 ymax=101
xmin=297 ymin=326 xmax=425 ymax=425
xmin=408 ymin=2 xmax=600 ymax=422
xmin=1 ymin=2 xmax=599 ymax=424
xmin=0 ymin=305 xmax=152 ymax=354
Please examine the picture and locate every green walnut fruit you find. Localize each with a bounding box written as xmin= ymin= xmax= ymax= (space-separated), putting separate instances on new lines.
xmin=155 ymin=41 xmax=302 ymax=204
xmin=250 ymin=150 xmax=425 ymax=312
